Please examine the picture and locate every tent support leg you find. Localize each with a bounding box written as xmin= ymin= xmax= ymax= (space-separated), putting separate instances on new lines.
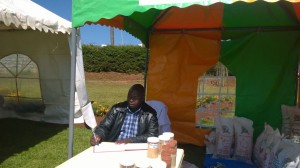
xmin=297 ymin=52 xmax=300 ymax=108
xmin=144 ymin=48 xmax=149 ymax=91
xmin=68 ymin=28 xmax=77 ymax=158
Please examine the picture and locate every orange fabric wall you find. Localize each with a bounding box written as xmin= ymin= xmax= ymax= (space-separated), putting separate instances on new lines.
xmin=293 ymin=3 xmax=300 ymax=21
xmin=154 ymin=4 xmax=223 ymax=29
xmin=146 ymin=32 xmax=221 ymax=146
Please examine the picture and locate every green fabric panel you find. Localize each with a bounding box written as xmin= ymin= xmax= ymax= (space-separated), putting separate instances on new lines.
xmin=73 ymin=0 xmax=243 ymax=27
xmin=124 ymin=9 xmax=162 ymax=45
xmin=73 ymin=0 xmax=146 ymax=27
xmin=223 ymin=1 xmax=299 ymax=27
xmin=220 ymin=31 xmax=300 ymax=138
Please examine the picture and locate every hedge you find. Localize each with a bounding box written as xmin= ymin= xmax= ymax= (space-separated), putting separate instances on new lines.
xmin=82 ymin=45 xmax=147 ymax=74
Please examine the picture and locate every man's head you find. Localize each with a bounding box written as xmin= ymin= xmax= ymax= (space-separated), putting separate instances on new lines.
xmin=127 ymin=84 xmax=145 ymax=111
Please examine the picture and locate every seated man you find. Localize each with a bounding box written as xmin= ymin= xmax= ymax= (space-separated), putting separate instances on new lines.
xmin=90 ymin=84 xmax=159 ymax=145
xmin=146 ymin=100 xmax=171 ymax=135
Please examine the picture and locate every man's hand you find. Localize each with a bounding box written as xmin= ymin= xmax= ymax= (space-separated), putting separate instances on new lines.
xmin=90 ymin=134 xmax=101 ymax=146
xmin=115 ymin=138 xmax=132 ymax=144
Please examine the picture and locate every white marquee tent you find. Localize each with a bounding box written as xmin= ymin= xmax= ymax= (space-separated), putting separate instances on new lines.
xmin=0 ymin=0 xmax=96 ymax=156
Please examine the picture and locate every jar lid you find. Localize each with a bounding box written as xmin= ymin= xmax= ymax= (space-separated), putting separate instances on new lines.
xmin=151 ymin=160 xmax=167 ymax=168
xmin=119 ymin=159 xmax=134 ymax=167
xmin=159 ymin=135 xmax=170 ymax=141
xmin=147 ymin=137 xmax=159 ymax=143
xmin=163 ymin=132 xmax=174 ymax=138
xmin=135 ymin=159 xmax=150 ymax=168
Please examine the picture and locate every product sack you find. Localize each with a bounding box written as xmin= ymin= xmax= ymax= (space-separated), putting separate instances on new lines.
xmin=233 ymin=116 xmax=254 ymax=163
xmin=213 ymin=116 xmax=234 ymax=159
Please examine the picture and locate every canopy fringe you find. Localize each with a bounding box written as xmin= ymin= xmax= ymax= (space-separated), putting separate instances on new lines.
xmin=151 ymin=25 xmax=300 ymax=32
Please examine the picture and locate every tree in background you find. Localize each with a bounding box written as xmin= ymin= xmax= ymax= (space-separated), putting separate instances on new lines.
xmin=83 ymin=45 xmax=146 ymax=74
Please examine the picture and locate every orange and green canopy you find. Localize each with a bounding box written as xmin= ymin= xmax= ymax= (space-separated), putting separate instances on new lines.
xmin=73 ymin=0 xmax=300 ymax=146
xmin=73 ymin=0 xmax=300 ymax=45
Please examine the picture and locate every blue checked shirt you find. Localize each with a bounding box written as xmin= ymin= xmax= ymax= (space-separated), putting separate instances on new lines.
xmin=117 ymin=107 xmax=140 ymax=140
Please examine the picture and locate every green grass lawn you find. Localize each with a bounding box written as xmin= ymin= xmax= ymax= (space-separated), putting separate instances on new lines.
xmin=86 ymin=80 xmax=142 ymax=107
xmin=0 ymin=74 xmax=216 ymax=168
xmin=0 ymin=78 xmax=141 ymax=168
xmin=0 ymin=119 xmax=91 ymax=168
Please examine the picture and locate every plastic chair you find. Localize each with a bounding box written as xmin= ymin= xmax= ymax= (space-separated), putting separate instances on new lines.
xmin=146 ymin=100 xmax=171 ymax=135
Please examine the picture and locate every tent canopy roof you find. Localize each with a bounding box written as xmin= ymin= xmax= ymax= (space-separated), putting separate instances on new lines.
xmin=73 ymin=0 xmax=300 ymax=44
xmin=0 ymin=0 xmax=71 ymax=34
xmin=72 ymin=0 xmax=300 ymax=146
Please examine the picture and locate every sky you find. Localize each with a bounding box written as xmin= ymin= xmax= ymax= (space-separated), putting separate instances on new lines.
xmin=32 ymin=0 xmax=142 ymax=46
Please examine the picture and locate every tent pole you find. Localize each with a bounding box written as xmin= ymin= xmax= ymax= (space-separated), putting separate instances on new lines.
xmin=297 ymin=52 xmax=300 ymax=108
xmin=143 ymin=47 xmax=149 ymax=91
xmin=68 ymin=28 xmax=77 ymax=158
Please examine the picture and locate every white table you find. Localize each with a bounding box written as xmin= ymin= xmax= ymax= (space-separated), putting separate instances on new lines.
xmin=57 ymin=147 xmax=184 ymax=168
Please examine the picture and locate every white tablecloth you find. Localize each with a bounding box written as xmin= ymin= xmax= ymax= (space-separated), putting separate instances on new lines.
xmin=56 ymin=146 xmax=184 ymax=168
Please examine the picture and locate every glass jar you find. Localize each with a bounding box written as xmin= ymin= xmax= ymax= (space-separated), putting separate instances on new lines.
xmin=119 ymin=159 xmax=134 ymax=168
xmin=151 ymin=160 xmax=167 ymax=168
xmin=134 ymin=159 xmax=150 ymax=168
xmin=159 ymin=135 xmax=170 ymax=154
xmin=147 ymin=137 xmax=159 ymax=158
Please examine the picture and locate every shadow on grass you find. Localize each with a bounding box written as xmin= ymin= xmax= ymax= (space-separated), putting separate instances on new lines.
xmin=0 ymin=118 xmax=68 ymax=163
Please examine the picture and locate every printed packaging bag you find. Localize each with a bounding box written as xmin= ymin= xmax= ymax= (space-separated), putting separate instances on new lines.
xmin=233 ymin=116 xmax=254 ymax=162
xmin=213 ymin=116 xmax=234 ymax=159
xmin=263 ymin=132 xmax=282 ymax=168
xmin=204 ymin=130 xmax=216 ymax=154
xmin=253 ymin=124 xmax=275 ymax=167
xmin=262 ymin=129 xmax=282 ymax=168
xmin=272 ymin=139 xmax=300 ymax=168
xmin=281 ymin=105 xmax=300 ymax=138
xmin=281 ymin=105 xmax=293 ymax=137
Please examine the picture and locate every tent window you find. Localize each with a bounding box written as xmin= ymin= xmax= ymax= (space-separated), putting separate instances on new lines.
xmin=0 ymin=54 xmax=44 ymax=113
xmin=196 ymin=62 xmax=236 ymax=128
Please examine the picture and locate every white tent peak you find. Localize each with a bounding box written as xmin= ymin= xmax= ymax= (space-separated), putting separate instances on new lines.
xmin=0 ymin=0 xmax=71 ymax=34
xmin=0 ymin=0 xmax=96 ymax=129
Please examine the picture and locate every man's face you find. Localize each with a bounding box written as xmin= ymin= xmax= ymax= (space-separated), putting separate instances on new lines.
xmin=127 ymin=90 xmax=143 ymax=110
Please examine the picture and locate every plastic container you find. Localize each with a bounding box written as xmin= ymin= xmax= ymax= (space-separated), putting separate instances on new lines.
xmin=163 ymin=132 xmax=174 ymax=140
xmin=168 ymin=139 xmax=178 ymax=150
xmin=147 ymin=137 xmax=159 ymax=158
xmin=161 ymin=155 xmax=172 ymax=168
xmin=119 ymin=159 xmax=134 ymax=168
xmin=159 ymin=135 xmax=170 ymax=154
xmin=151 ymin=160 xmax=167 ymax=168
xmin=134 ymin=159 xmax=150 ymax=168
xmin=170 ymin=148 xmax=177 ymax=168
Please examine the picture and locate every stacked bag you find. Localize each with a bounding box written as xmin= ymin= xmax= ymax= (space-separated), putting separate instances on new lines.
xmin=253 ymin=123 xmax=300 ymax=168
xmin=281 ymin=105 xmax=300 ymax=144
xmin=205 ymin=115 xmax=300 ymax=168
xmin=205 ymin=116 xmax=254 ymax=163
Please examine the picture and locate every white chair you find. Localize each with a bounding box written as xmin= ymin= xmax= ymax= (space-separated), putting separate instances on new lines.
xmin=146 ymin=100 xmax=171 ymax=134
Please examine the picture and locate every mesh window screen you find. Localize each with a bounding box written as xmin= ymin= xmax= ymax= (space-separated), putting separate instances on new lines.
xmin=0 ymin=54 xmax=44 ymax=113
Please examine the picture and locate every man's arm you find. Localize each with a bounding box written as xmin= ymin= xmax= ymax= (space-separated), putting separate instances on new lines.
xmin=91 ymin=106 xmax=117 ymax=144
xmin=90 ymin=134 xmax=101 ymax=146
